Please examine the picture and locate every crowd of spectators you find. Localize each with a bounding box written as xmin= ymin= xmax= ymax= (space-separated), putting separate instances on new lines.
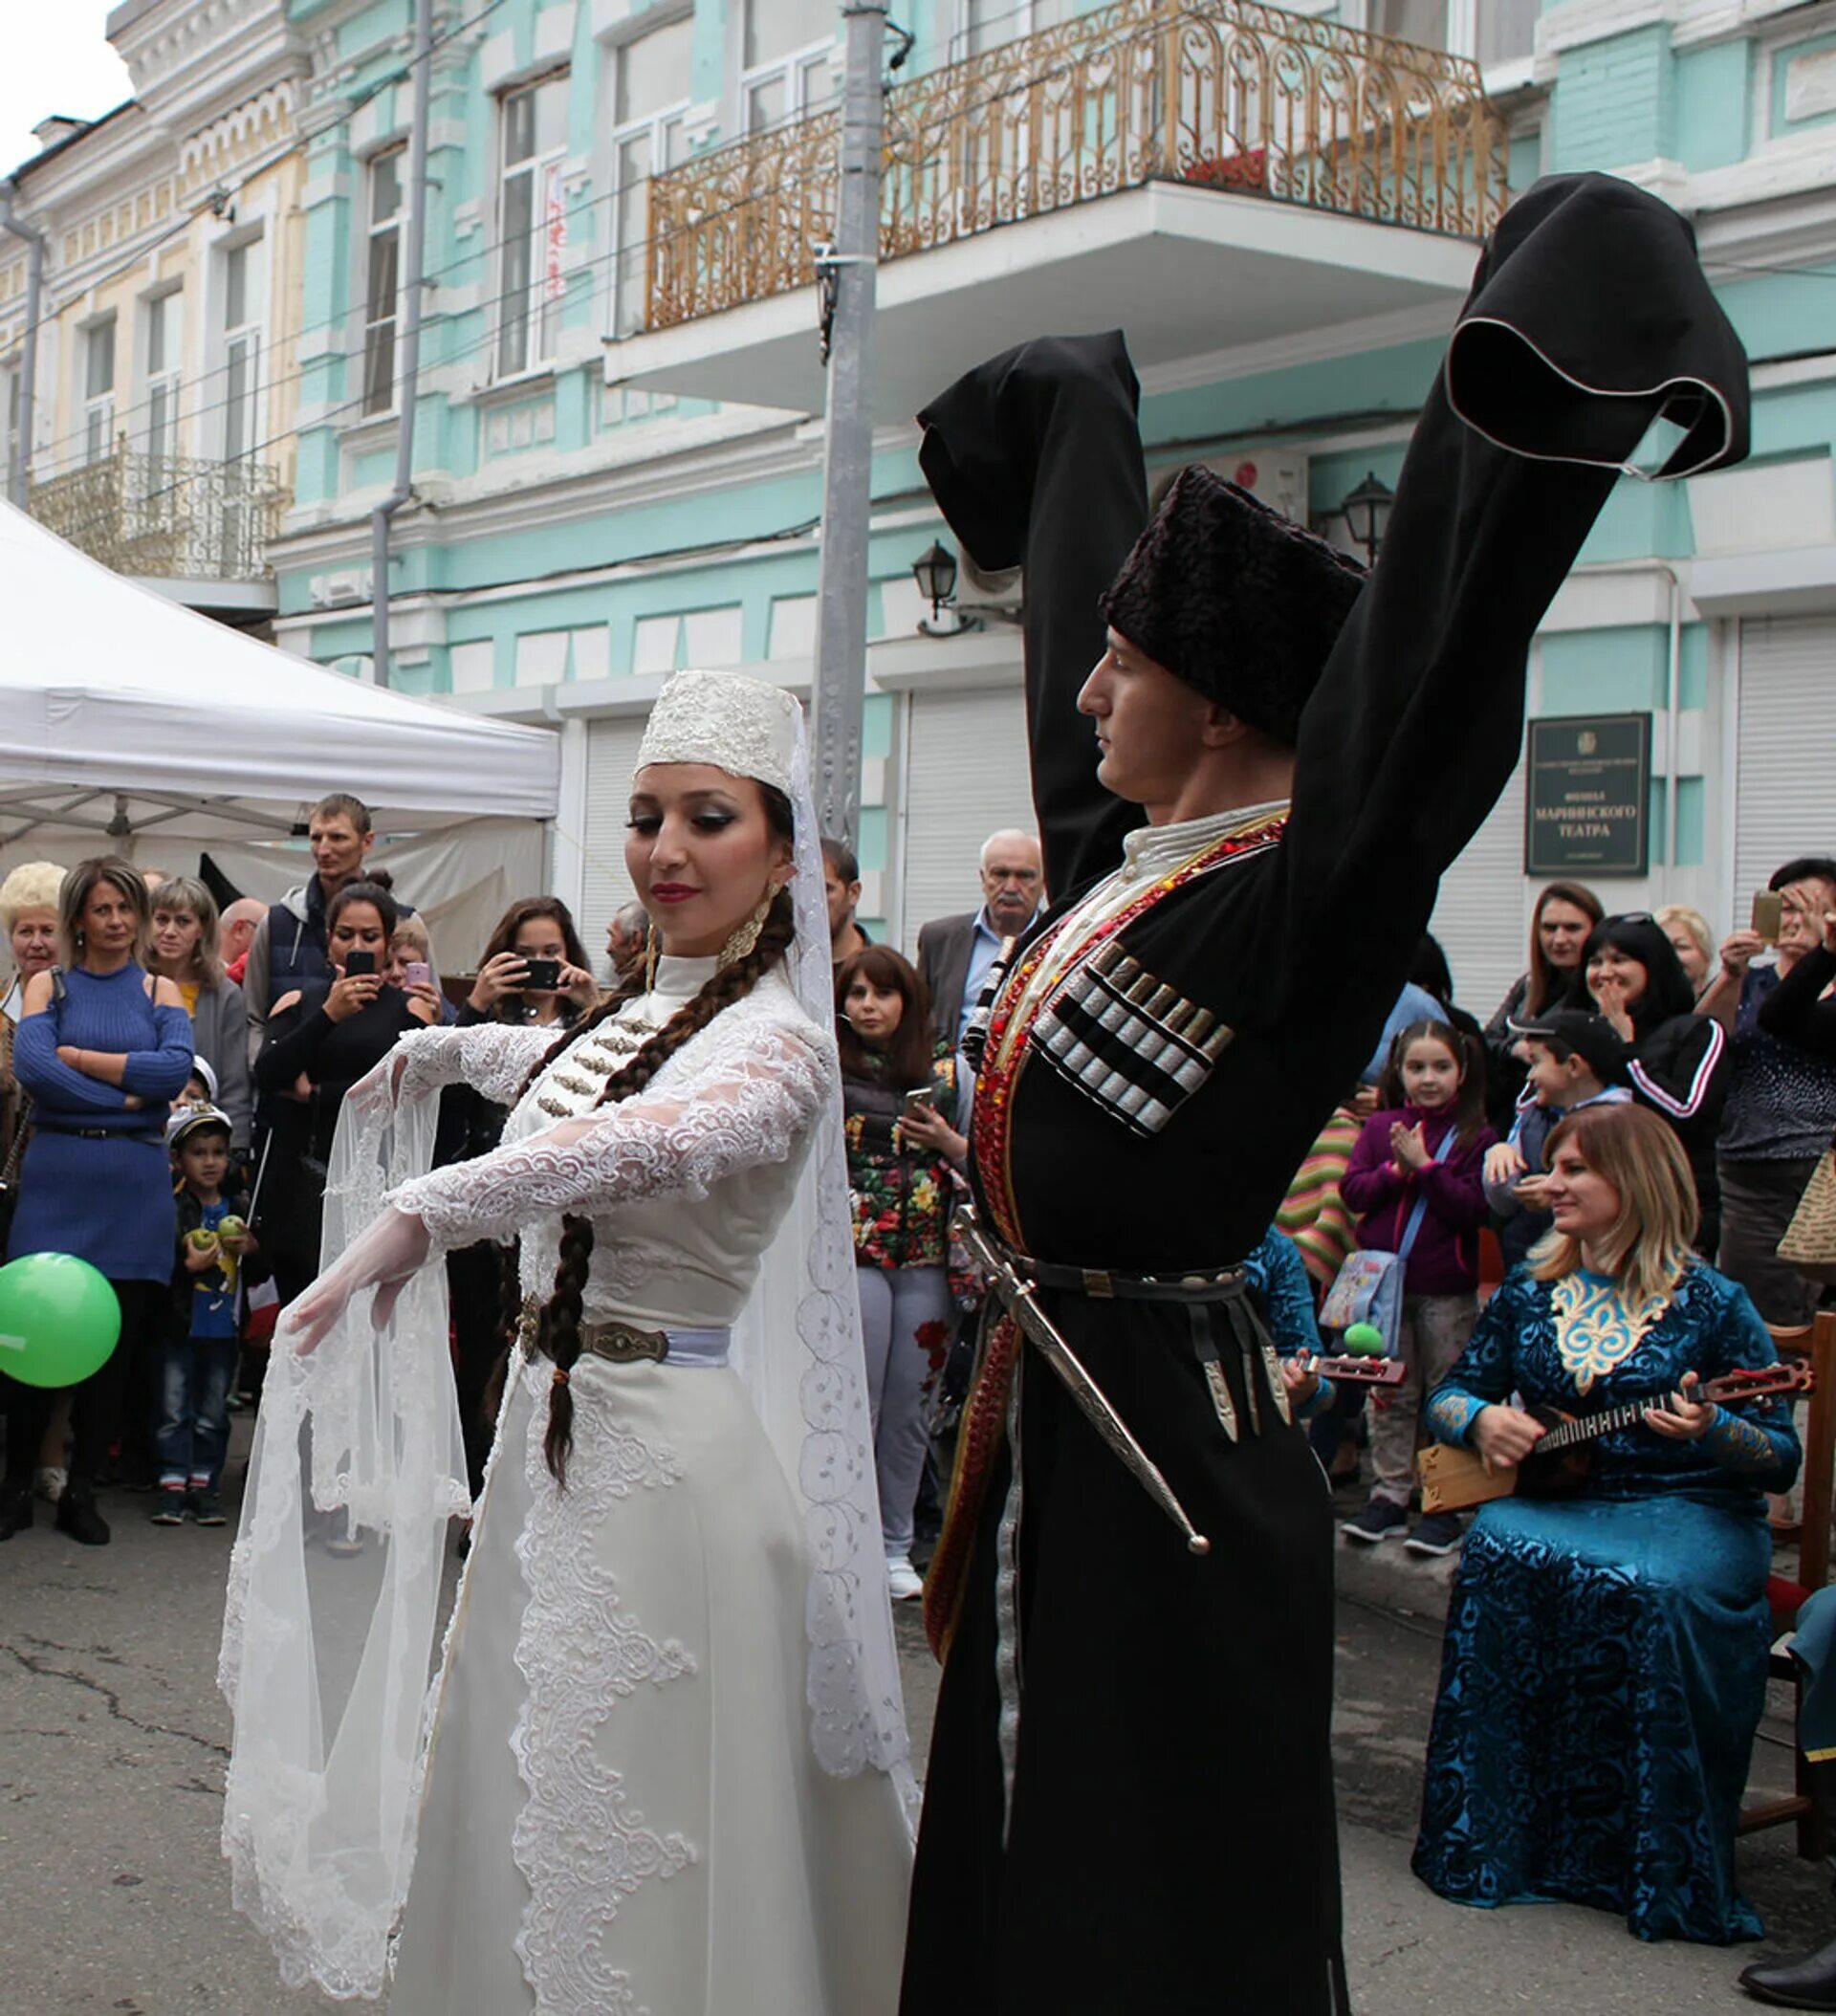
xmin=2 ymin=794 xmax=1834 ymax=1982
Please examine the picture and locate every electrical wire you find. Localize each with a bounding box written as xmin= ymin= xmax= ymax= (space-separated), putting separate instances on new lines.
xmin=35 ymin=4 xmax=1532 ymax=524
xmin=24 ymin=0 xmax=1292 ymax=465
xmin=18 ymin=71 xmax=858 ymax=470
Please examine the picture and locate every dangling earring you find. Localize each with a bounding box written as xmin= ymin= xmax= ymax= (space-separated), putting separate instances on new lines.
xmin=643 ymin=921 xmax=660 ymax=994
xmin=718 ymin=888 xmax=775 ymax=973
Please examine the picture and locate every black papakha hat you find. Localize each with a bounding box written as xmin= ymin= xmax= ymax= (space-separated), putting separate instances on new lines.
xmin=1097 ymin=465 xmax=1366 ymax=745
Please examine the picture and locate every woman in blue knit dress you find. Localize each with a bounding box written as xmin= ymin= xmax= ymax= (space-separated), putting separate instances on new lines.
xmin=0 ymin=859 xmax=194 ymax=1545
xmin=1414 ymin=1100 xmax=1799 ymax=1944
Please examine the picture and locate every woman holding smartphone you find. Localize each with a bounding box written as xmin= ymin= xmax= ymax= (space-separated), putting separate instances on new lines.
xmin=444 ymin=898 xmax=600 ymax=1494
xmin=253 ymin=881 xmax=441 ymax=1307
xmin=464 ymin=897 xmax=599 ymax=1031
xmin=837 ymin=944 xmax=966 ymax=1602
xmin=1696 ymin=859 xmax=1836 ymax=1330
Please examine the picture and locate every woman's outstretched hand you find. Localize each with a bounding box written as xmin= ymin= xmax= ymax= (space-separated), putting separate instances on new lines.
xmin=285 ymin=1207 xmax=433 ymax=1353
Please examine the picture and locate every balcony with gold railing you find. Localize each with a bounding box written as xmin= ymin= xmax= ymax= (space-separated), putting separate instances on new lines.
xmin=31 ymin=444 xmax=288 ymax=614
xmin=607 ymin=0 xmax=1508 ymax=421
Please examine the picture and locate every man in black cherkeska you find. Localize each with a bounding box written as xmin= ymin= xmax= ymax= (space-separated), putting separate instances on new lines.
xmin=898 ymin=174 xmax=1750 ymax=2016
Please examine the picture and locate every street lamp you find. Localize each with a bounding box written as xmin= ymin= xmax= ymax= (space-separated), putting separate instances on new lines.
xmin=911 ymin=539 xmax=980 ymax=634
xmin=1337 ymin=471 xmax=1394 ymax=566
xmin=912 ymin=540 xmax=957 ymax=622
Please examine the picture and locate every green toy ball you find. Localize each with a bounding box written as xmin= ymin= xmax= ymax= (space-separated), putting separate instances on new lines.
xmin=0 ymin=1254 xmax=121 ymax=1389
xmin=1342 ymin=1322 xmax=1387 ymax=1358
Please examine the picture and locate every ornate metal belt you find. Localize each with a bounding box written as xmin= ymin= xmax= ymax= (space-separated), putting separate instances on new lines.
xmin=517 ymin=1297 xmax=670 ymax=1365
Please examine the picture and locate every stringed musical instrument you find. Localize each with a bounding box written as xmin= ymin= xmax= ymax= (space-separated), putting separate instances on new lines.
xmin=1311 ymin=1352 xmax=1407 ymax=1388
xmin=1416 ymin=1362 xmax=1811 ymax=1514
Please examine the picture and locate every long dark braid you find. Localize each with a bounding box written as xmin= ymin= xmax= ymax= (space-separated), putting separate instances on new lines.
xmin=513 ymin=883 xmax=798 ymax=1485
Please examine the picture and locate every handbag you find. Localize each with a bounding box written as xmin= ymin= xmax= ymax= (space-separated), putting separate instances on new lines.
xmin=1319 ymin=1124 xmax=1459 ymax=1355
xmin=1779 ymin=1146 xmax=1836 ymax=1286
xmin=0 ymin=1091 xmax=32 ymax=1246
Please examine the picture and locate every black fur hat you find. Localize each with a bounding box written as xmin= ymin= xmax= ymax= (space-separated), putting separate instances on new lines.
xmin=1097 ymin=466 xmax=1366 ymax=745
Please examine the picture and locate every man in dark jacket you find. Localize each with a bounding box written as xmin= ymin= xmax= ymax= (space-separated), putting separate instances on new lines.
xmin=900 ymin=176 xmax=1750 ymax=2016
xmin=916 ymin=828 xmax=1043 ymax=1051
xmin=242 ymin=794 xmax=410 ymax=1060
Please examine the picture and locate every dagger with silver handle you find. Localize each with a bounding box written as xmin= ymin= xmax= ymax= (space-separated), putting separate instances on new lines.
xmin=956 ymin=1207 xmax=1211 ymax=1558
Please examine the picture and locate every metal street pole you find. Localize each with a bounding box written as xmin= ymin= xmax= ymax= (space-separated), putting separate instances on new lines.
xmin=369 ymin=0 xmax=433 ymax=684
xmin=809 ymin=0 xmax=887 ymax=847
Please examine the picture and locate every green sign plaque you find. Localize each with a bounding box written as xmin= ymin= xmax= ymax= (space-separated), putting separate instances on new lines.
xmin=1524 ymin=713 xmax=1651 ymax=877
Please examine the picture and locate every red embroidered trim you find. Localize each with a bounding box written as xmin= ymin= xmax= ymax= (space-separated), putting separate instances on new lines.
xmin=924 ymin=1309 xmax=1021 ymax=1660
xmin=929 ymin=818 xmax=1288 ymax=1653
xmin=969 ymin=818 xmax=1287 ymax=1249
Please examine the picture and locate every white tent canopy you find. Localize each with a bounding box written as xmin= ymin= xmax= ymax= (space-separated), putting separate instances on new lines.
xmin=0 ymin=502 xmax=561 ymax=967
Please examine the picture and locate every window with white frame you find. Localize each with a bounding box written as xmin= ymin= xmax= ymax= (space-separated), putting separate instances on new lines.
xmin=142 ymin=289 xmax=182 ymax=468
xmin=611 ymin=17 xmax=693 ymax=339
xmin=1370 ymin=1 xmax=1536 ymax=66
xmin=742 ymin=0 xmax=835 ymax=132
xmin=221 ymin=236 xmax=263 ymax=462
xmin=632 ymin=604 xmax=744 ymax=673
xmin=82 ymin=317 xmax=116 ymax=465
xmin=498 ymin=71 xmax=570 ymax=378
xmin=1473 ymin=0 xmax=1538 ymax=68
xmin=952 ymin=0 xmax=1069 ymax=59
xmin=363 ymin=147 xmax=404 ymax=415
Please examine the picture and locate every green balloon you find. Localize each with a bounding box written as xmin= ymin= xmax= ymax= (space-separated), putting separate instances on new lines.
xmin=0 ymin=1254 xmax=121 ymax=1389
xmin=1342 ymin=1322 xmax=1387 ymax=1358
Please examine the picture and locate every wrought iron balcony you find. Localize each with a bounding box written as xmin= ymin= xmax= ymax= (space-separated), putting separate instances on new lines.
xmin=30 ymin=444 xmax=287 ymax=586
xmin=645 ymin=0 xmax=1506 ymax=334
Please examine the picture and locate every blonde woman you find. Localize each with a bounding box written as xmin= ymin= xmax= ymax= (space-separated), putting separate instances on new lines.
xmin=1655 ymin=902 xmax=1714 ymax=996
xmin=1414 ymin=1101 xmax=1798 ymax=1943
xmin=0 ymin=862 xmax=64 ymax=1159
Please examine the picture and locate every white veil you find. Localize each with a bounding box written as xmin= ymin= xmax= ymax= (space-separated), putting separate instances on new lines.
xmin=219 ymin=696 xmax=913 ymax=2002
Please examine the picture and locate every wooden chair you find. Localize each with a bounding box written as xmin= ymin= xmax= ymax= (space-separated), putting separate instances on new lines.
xmin=1739 ymin=1306 xmax=1836 ymax=1857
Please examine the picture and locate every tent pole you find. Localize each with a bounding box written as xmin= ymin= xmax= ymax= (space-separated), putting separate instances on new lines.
xmin=369 ymin=0 xmax=434 ymax=686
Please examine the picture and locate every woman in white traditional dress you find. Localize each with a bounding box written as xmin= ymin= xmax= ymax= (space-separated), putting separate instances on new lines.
xmin=219 ymin=670 xmax=915 ymax=2013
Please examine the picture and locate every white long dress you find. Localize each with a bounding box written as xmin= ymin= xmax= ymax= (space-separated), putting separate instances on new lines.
xmin=376 ymin=956 xmax=913 ymax=2014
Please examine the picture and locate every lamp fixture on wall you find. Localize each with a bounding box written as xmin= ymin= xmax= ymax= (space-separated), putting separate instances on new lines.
xmin=911 ymin=540 xmax=981 ymax=635
xmin=1336 ymin=471 xmax=1394 ymax=566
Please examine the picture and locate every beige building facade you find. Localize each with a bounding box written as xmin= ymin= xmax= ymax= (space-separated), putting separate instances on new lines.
xmin=0 ymin=0 xmax=309 ymax=624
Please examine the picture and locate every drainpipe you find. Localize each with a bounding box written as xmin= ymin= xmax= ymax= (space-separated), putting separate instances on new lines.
xmin=1659 ymin=560 xmax=1683 ymax=886
xmin=1563 ymin=559 xmax=1684 ymax=890
xmin=370 ymin=0 xmax=433 ymax=685
xmin=0 ymin=180 xmax=47 ymax=511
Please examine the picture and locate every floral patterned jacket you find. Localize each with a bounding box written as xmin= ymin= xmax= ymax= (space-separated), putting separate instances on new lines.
xmin=842 ymin=1044 xmax=964 ymax=1271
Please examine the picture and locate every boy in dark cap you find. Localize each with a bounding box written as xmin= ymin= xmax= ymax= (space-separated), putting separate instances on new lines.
xmin=901 ymin=173 xmax=1750 ymax=2016
xmin=1486 ymin=1009 xmax=1633 ymax=1268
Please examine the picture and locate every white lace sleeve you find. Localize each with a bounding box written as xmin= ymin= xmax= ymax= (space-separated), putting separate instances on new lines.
xmin=386 ymin=1009 xmax=830 ymax=1252
xmin=393 ymin=1019 xmax=559 ymax=1106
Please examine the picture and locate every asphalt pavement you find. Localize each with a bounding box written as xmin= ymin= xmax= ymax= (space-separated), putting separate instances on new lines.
xmin=2 ymin=1454 xmax=1832 ymax=2015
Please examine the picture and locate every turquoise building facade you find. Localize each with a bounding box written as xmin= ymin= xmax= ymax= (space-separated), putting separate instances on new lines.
xmin=273 ymin=0 xmax=1836 ymax=1012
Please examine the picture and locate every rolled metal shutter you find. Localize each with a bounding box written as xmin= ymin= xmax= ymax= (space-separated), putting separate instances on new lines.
xmin=1428 ymin=749 xmax=1531 ymax=1023
xmin=1735 ymin=616 xmax=1836 ymax=902
xmin=579 ymin=714 xmax=650 ymax=955
xmin=899 ymin=685 xmax=1036 ymax=953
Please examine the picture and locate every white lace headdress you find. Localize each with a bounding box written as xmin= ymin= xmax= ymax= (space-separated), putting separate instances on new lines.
xmin=636 ymin=666 xmax=800 ymax=795
xmin=219 ymin=669 xmax=913 ymax=2001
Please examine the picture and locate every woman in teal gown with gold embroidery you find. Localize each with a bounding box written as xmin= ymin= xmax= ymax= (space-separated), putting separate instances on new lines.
xmin=1414 ymin=1101 xmax=1798 ymax=1944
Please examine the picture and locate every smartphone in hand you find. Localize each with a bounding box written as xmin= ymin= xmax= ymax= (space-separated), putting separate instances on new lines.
xmin=1752 ymin=890 xmax=1783 ymax=943
xmin=404 ymin=960 xmax=432 ymax=990
xmin=343 ymin=950 xmax=377 ymax=977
